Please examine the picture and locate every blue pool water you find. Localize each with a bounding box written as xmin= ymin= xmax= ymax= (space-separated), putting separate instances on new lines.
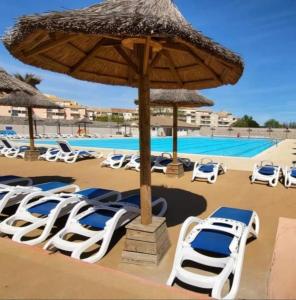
xmin=36 ymin=137 xmax=276 ymax=158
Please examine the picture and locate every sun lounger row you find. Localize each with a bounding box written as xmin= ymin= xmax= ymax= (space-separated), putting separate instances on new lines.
xmin=39 ymin=140 xmax=103 ymax=163
xmin=251 ymin=161 xmax=296 ymax=188
xmin=0 ymin=175 xmax=259 ymax=298
xmin=0 ymin=176 xmax=167 ymax=263
xmin=101 ymin=152 xmax=192 ymax=173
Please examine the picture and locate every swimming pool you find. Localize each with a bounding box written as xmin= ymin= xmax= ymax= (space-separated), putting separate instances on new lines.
xmin=36 ymin=137 xmax=277 ymax=158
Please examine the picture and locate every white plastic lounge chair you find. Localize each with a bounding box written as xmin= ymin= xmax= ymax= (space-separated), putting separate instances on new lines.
xmin=192 ymin=158 xmax=227 ymax=184
xmin=56 ymin=140 xmax=102 ymax=163
xmin=0 ymin=138 xmax=29 ymax=158
xmin=0 ymin=181 xmax=79 ymax=215
xmin=44 ymin=194 xmax=167 ymax=263
xmin=39 ymin=147 xmax=60 ymax=162
xmin=101 ymin=152 xmax=131 ymax=169
xmin=124 ymin=155 xmax=157 ymax=172
xmin=0 ymin=187 xmax=120 ymax=245
xmin=251 ymin=161 xmax=280 ymax=187
xmin=0 ymin=175 xmax=32 ymax=186
xmin=167 ymin=206 xmax=260 ymax=299
xmin=124 ymin=154 xmax=141 ymax=171
xmin=283 ymin=164 xmax=296 ymax=188
xmin=151 ymin=153 xmax=173 ymax=173
xmin=151 ymin=153 xmax=191 ymax=174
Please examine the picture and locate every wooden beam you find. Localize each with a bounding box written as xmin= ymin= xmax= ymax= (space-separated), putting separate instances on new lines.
xmin=163 ymin=42 xmax=223 ymax=84
xmin=172 ymin=105 xmax=178 ymax=163
xmin=38 ymin=54 xmax=71 ymax=73
xmin=143 ymin=37 xmax=151 ymax=76
xmin=70 ymin=38 xmax=104 ymax=74
xmin=66 ymin=42 xmax=86 ymax=56
xmin=150 ymin=51 xmax=163 ymax=67
xmin=94 ymin=55 xmax=126 ymax=67
xmin=114 ymin=45 xmax=139 ymax=74
xmin=23 ymin=35 xmax=76 ymax=58
xmin=137 ymin=43 xmax=152 ymax=225
xmin=77 ymin=70 xmax=128 ymax=83
xmin=162 ymin=50 xmax=184 ymax=88
xmin=176 ymin=63 xmax=200 ymax=72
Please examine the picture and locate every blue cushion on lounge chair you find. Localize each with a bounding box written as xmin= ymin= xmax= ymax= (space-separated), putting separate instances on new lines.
xmin=35 ymin=182 xmax=69 ymax=192
xmin=112 ymin=155 xmax=123 ymax=161
xmin=0 ymin=175 xmax=20 ymax=182
xmin=28 ymin=200 xmax=59 ymax=215
xmin=0 ymin=192 xmax=8 ymax=201
xmin=191 ymin=229 xmax=233 ymax=256
xmin=258 ymin=166 xmax=275 ymax=176
xmin=291 ymin=168 xmax=296 ymax=178
xmin=199 ymin=164 xmax=215 ymax=173
xmin=211 ymin=207 xmax=253 ymax=226
xmin=79 ymin=209 xmax=116 ymax=229
xmin=118 ymin=194 xmax=158 ymax=207
xmin=77 ymin=188 xmax=113 ymax=199
xmin=79 ymin=151 xmax=92 ymax=156
xmin=191 ymin=207 xmax=253 ymax=256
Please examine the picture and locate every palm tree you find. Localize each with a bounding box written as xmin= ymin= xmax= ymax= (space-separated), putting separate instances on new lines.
xmin=14 ymin=73 xmax=42 ymax=89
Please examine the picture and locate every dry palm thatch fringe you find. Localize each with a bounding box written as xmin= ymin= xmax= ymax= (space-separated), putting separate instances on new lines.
xmin=0 ymin=91 xmax=61 ymax=109
xmin=0 ymin=67 xmax=38 ymax=95
xmin=149 ymin=89 xmax=214 ymax=107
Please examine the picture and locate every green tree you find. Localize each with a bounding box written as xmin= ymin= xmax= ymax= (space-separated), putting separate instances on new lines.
xmin=264 ymin=119 xmax=282 ymax=128
xmin=14 ymin=73 xmax=42 ymax=89
xmin=233 ymin=115 xmax=259 ymax=128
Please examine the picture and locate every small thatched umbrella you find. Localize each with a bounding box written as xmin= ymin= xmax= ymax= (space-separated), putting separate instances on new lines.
xmin=247 ymin=127 xmax=252 ymax=138
xmin=267 ymin=127 xmax=273 ymax=138
xmin=3 ymin=0 xmax=244 ymax=225
xmin=76 ymin=116 xmax=92 ymax=136
xmin=284 ymin=127 xmax=290 ymax=139
xmin=138 ymin=89 xmax=213 ymax=176
xmin=0 ymin=91 xmax=61 ymax=160
xmin=56 ymin=119 xmax=63 ymax=135
xmin=210 ymin=126 xmax=216 ymax=137
xmin=0 ymin=67 xmax=38 ymax=94
xmin=25 ymin=114 xmax=45 ymax=135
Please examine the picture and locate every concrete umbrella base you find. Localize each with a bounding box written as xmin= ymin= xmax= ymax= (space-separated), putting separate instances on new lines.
xmin=166 ymin=163 xmax=184 ymax=178
xmin=24 ymin=149 xmax=40 ymax=161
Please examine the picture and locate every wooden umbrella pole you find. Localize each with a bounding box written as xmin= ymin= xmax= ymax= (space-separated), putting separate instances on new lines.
xmin=173 ymin=105 xmax=178 ymax=164
xmin=34 ymin=120 xmax=38 ymax=135
xmin=27 ymin=107 xmax=35 ymax=150
xmin=138 ymin=42 xmax=152 ymax=225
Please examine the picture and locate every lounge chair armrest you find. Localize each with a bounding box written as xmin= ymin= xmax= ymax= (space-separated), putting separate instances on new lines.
xmin=18 ymin=191 xmax=52 ymax=208
xmin=178 ymin=216 xmax=202 ymax=244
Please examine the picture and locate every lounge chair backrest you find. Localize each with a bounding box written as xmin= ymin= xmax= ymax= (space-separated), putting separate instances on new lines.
xmin=260 ymin=160 xmax=274 ymax=167
xmin=200 ymin=157 xmax=213 ymax=165
xmin=161 ymin=152 xmax=172 ymax=159
xmin=58 ymin=141 xmax=72 ymax=153
xmin=1 ymin=138 xmax=12 ymax=148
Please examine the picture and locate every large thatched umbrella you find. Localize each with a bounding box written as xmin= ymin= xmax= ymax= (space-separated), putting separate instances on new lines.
xmin=0 ymin=91 xmax=61 ymax=160
xmin=76 ymin=116 xmax=92 ymax=136
xmin=3 ymin=0 xmax=244 ymax=225
xmin=138 ymin=89 xmax=213 ymax=176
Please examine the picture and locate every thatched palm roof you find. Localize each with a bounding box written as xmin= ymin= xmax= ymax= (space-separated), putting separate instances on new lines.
xmin=0 ymin=67 xmax=38 ymax=95
xmin=3 ymin=0 xmax=244 ymax=90
xmin=149 ymin=89 xmax=214 ymax=107
xmin=0 ymin=91 xmax=61 ymax=109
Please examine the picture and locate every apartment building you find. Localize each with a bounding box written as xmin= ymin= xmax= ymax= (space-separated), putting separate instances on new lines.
xmin=95 ymin=107 xmax=138 ymax=121
xmin=179 ymin=108 xmax=237 ymax=128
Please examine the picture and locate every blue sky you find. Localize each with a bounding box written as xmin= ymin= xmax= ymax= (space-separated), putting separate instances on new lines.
xmin=0 ymin=0 xmax=295 ymax=124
